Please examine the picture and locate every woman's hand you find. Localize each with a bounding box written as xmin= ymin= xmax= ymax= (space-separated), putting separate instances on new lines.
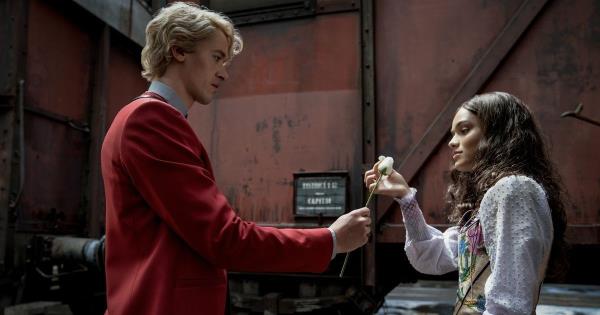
xmin=364 ymin=161 xmax=410 ymax=199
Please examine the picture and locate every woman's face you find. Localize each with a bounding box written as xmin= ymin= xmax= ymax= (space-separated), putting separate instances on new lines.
xmin=448 ymin=107 xmax=484 ymax=172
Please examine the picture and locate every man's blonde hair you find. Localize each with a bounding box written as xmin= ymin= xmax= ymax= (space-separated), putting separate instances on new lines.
xmin=141 ymin=2 xmax=243 ymax=81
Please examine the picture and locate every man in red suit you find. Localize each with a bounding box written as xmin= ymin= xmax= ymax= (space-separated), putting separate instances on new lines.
xmin=101 ymin=2 xmax=371 ymax=314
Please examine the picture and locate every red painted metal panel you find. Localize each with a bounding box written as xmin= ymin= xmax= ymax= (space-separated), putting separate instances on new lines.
xmin=106 ymin=38 xmax=147 ymax=128
xmin=375 ymin=0 xmax=600 ymax=244
xmin=18 ymin=114 xmax=88 ymax=233
xmin=26 ymin=0 xmax=94 ymax=121
xmin=188 ymin=13 xmax=362 ymax=224
xmin=375 ymin=0 xmax=525 ymax=228
xmin=481 ymin=0 xmax=600 ymax=240
xmin=394 ymin=0 xmax=549 ymax=187
xmin=218 ymin=16 xmax=359 ymax=97
xmin=17 ymin=0 xmax=97 ymax=233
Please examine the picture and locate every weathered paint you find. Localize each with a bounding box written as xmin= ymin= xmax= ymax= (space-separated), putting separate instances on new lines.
xmin=2 ymin=1 xmax=598 ymax=306
xmin=26 ymin=0 xmax=94 ymax=121
xmin=483 ymin=0 xmax=600 ymax=243
xmin=18 ymin=113 xmax=88 ymax=233
xmin=188 ymin=13 xmax=362 ymax=225
xmin=374 ymin=0 xmax=526 ymax=240
xmin=106 ymin=35 xmax=147 ymax=128
xmin=17 ymin=0 xmax=98 ymax=234
xmin=375 ymin=0 xmax=600 ymax=245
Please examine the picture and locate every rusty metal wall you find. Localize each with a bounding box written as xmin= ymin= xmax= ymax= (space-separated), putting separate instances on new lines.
xmin=5 ymin=0 xmax=597 ymax=275
xmin=106 ymin=37 xmax=147 ymax=129
xmin=0 ymin=0 xmax=28 ymax=272
xmin=14 ymin=0 xmax=148 ymax=236
xmin=375 ymin=0 xmax=526 ymax=241
xmin=482 ymin=0 xmax=600 ymax=244
xmin=26 ymin=1 xmax=94 ymax=122
xmin=17 ymin=0 xmax=96 ymax=234
xmin=7 ymin=0 xmax=598 ymax=249
xmin=1 ymin=0 xmax=597 ymax=308
xmin=374 ymin=0 xmax=600 ymax=245
xmin=188 ymin=12 xmax=363 ymax=225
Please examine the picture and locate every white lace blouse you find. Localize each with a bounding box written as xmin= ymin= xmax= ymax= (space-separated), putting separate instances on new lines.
xmin=396 ymin=175 xmax=553 ymax=314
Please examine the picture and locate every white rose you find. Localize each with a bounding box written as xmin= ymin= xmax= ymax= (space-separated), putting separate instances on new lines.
xmin=378 ymin=156 xmax=394 ymax=176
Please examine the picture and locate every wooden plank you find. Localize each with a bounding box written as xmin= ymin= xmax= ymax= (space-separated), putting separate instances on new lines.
xmin=377 ymin=0 xmax=550 ymax=223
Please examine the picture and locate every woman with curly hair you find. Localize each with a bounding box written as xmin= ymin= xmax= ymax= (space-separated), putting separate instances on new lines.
xmin=365 ymin=92 xmax=568 ymax=314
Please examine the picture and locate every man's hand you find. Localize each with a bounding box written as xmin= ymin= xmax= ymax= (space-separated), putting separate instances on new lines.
xmin=329 ymin=207 xmax=371 ymax=253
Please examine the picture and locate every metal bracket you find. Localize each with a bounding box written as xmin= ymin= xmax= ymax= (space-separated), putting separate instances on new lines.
xmin=211 ymin=0 xmax=317 ymax=26
xmin=35 ymin=264 xmax=88 ymax=279
xmin=22 ymin=105 xmax=90 ymax=133
xmin=72 ymin=0 xmax=152 ymax=46
xmin=316 ymin=0 xmax=360 ymax=14
xmin=561 ymin=103 xmax=600 ymax=127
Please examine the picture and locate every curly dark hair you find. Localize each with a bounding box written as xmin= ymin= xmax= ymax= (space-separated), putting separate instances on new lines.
xmin=446 ymin=92 xmax=568 ymax=280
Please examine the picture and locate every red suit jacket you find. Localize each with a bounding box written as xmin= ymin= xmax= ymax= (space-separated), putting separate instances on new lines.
xmin=101 ymin=93 xmax=333 ymax=315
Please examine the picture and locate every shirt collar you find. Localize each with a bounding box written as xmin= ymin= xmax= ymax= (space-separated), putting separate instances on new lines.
xmin=148 ymin=80 xmax=188 ymax=117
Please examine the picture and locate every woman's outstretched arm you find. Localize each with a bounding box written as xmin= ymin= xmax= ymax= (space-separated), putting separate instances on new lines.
xmin=364 ymin=164 xmax=458 ymax=275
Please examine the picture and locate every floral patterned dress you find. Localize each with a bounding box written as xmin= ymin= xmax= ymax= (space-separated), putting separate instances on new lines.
xmin=397 ymin=176 xmax=551 ymax=314
xmin=454 ymin=216 xmax=490 ymax=314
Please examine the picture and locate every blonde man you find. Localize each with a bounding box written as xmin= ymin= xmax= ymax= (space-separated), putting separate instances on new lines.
xmin=101 ymin=3 xmax=371 ymax=315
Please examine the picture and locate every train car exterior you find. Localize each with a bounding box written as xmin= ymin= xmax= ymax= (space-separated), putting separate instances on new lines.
xmin=0 ymin=0 xmax=598 ymax=314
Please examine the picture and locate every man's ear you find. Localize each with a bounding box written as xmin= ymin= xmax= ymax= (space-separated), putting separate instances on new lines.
xmin=171 ymin=46 xmax=186 ymax=62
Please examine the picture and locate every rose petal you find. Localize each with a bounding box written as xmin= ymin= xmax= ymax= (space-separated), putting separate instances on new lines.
xmin=378 ymin=156 xmax=394 ymax=176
